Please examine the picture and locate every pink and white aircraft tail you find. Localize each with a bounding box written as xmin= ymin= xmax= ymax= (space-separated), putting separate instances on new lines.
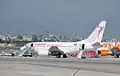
xmin=20 ymin=21 xmax=106 ymax=56
xmin=78 ymin=21 xmax=106 ymax=44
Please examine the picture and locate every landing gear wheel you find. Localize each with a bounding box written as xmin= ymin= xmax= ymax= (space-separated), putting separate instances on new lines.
xmin=81 ymin=56 xmax=86 ymax=59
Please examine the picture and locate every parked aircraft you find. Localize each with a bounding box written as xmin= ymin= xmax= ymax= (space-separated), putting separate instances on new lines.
xmin=19 ymin=21 xmax=106 ymax=56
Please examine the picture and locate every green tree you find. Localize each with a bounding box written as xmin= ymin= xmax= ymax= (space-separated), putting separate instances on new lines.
xmin=32 ymin=35 xmax=38 ymax=41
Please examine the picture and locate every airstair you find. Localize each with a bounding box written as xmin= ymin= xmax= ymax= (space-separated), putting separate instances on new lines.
xmin=18 ymin=45 xmax=38 ymax=57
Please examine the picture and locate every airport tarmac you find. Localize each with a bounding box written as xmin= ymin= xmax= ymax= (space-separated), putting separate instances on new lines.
xmin=0 ymin=56 xmax=120 ymax=76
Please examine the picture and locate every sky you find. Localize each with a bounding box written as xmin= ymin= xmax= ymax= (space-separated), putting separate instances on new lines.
xmin=0 ymin=0 xmax=120 ymax=37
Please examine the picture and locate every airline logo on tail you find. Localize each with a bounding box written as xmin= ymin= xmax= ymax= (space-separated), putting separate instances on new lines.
xmin=95 ymin=21 xmax=106 ymax=42
xmin=97 ymin=26 xmax=103 ymax=37
xmin=96 ymin=21 xmax=106 ymax=36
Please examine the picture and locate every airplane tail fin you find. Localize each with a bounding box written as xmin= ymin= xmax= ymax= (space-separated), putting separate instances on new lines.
xmin=79 ymin=21 xmax=106 ymax=43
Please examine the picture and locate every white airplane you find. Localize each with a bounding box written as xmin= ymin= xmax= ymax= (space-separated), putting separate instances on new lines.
xmin=20 ymin=21 xmax=106 ymax=56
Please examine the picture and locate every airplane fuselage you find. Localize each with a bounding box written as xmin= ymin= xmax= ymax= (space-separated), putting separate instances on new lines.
xmin=32 ymin=42 xmax=80 ymax=55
